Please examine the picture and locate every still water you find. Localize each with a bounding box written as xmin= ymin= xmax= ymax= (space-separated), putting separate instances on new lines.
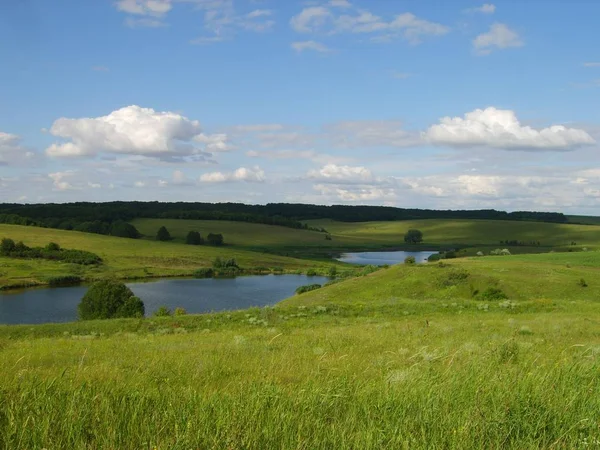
xmin=337 ymin=250 xmax=436 ymax=266
xmin=0 ymin=275 xmax=329 ymax=325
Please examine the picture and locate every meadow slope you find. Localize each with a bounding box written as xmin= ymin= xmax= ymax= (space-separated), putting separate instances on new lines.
xmin=0 ymin=224 xmax=340 ymax=289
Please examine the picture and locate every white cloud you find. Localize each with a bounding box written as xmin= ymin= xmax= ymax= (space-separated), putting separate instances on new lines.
xmin=325 ymin=120 xmax=421 ymax=148
xmin=116 ymin=0 xmax=172 ymax=17
xmin=48 ymin=171 xmax=76 ymax=191
xmin=0 ymin=132 xmax=36 ymax=165
xmin=292 ymin=40 xmax=332 ymax=53
xmin=425 ymin=107 xmax=595 ymax=151
xmin=308 ymin=164 xmax=374 ymax=183
xmin=583 ymin=62 xmax=600 ymax=67
xmin=45 ymin=105 xmax=227 ymax=160
xmin=313 ymin=183 xmax=397 ymax=202
xmin=464 ymin=4 xmax=496 ymax=14
xmin=134 ymin=181 xmax=146 ymax=187
xmin=200 ymin=166 xmax=265 ymax=183
xmin=290 ymin=3 xmax=449 ymax=45
xmin=473 ymin=23 xmax=523 ymax=55
xmin=231 ymin=124 xmax=285 ymax=133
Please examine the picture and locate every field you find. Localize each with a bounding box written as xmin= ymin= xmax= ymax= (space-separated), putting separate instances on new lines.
xmin=0 ymin=224 xmax=341 ymax=290
xmin=2 ymin=254 xmax=600 ymax=448
xmin=3 ymin=219 xmax=600 ymax=448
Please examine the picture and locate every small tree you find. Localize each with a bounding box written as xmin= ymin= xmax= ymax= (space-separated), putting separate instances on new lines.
xmin=404 ymin=256 xmax=416 ymax=265
xmin=186 ymin=231 xmax=203 ymax=245
xmin=78 ymin=280 xmax=144 ymax=320
xmin=404 ymin=229 xmax=423 ymax=244
xmin=45 ymin=242 xmax=61 ymax=252
xmin=0 ymin=238 xmax=16 ymax=255
xmin=206 ymin=233 xmax=224 ymax=246
xmin=156 ymin=226 xmax=171 ymax=241
xmin=110 ymin=221 xmax=141 ymax=239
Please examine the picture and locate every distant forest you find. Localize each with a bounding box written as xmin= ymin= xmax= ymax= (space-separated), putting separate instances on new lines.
xmin=0 ymin=202 xmax=568 ymax=239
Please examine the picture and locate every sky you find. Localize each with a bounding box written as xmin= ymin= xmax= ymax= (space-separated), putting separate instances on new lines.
xmin=1 ymin=0 xmax=600 ymax=213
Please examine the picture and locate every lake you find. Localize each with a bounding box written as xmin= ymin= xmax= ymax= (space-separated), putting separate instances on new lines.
xmin=0 ymin=275 xmax=329 ymax=325
xmin=337 ymin=250 xmax=436 ymax=266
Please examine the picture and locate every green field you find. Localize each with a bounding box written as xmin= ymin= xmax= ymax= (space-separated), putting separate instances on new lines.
xmin=0 ymin=224 xmax=341 ymax=290
xmin=3 ymin=220 xmax=600 ymax=447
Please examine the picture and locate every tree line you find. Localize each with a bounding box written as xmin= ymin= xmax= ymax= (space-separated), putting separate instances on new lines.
xmin=0 ymin=202 xmax=568 ymax=239
xmin=0 ymin=238 xmax=102 ymax=265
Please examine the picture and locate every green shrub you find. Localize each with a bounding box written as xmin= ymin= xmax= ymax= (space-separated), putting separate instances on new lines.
xmin=206 ymin=233 xmax=224 ymax=246
xmin=272 ymin=267 xmax=284 ymax=273
xmin=185 ymin=231 xmax=204 ymax=245
xmin=174 ymin=307 xmax=187 ymax=316
xmin=404 ymin=256 xmax=416 ymax=265
xmin=579 ymin=278 xmax=588 ymax=288
xmin=0 ymin=238 xmax=16 ymax=255
xmin=156 ymin=226 xmax=171 ymax=241
xmin=45 ymin=242 xmax=61 ymax=252
xmin=213 ymin=257 xmax=239 ymax=270
xmin=427 ymin=253 xmax=442 ymax=262
xmin=193 ymin=268 xmax=214 ymax=278
xmin=478 ymin=287 xmax=508 ymax=301
xmin=47 ymin=275 xmax=82 ymax=287
xmin=295 ymin=284 xmax=322 ymax=295
xmin=109 ymin=221 xmax=141 ymax=239
xmin=306 ymin=269 xmax=318 ymax=277
xmin=328 ymin=266 xmax=338 ymax=277
xmin=444 ymin=251 xmax=457 ymax=259
xmin=153 ymin=306 xmax=172 ymax=317
xmin=78 ymin=280 xmax=144 ymax=320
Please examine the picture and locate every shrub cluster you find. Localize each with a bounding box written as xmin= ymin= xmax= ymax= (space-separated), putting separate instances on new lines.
xmin=0 ymin=238 xmax=102 ymax=265
xmin=295 ymin=284 xmax=322 ymax=295
xmin=47 ymin=275 xmax=82 ymax=287
xmin=185 ymin=231 xmax=204 ymax=245
xmin=78 ymin=280 xmax=144 ymax=320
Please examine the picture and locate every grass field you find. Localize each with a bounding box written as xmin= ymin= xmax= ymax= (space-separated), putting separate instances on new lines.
xmin=3 ymin=221 xmax=600 ymax=448
xmin=0 ymin=224 xmax=341 ymax=290
xmin=2 ymin=270 xmax=600 ymax=448
xmin=307 ymin=218 xmax=600 ymax=249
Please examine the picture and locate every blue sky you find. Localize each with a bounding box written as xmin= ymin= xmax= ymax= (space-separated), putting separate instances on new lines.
xmin=1 ymin=0 xmax=600 ymax=213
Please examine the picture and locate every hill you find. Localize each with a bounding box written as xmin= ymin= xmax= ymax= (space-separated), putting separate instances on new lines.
xmin=0 ymin=224 xmax=339 ymax=290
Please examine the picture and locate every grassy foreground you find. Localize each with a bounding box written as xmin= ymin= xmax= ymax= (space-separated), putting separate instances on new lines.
xmin=2 ymin=253 xmax=600 ymax=448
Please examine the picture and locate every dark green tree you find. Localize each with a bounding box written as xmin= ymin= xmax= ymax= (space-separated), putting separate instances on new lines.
xmin=45 ymin=242 xmax=61 ymax=252
xmin=110 ymin=221 xmax=141 ymax=239
xmin=206 ymin=233 xmax=224 ymax=246
xmin=156 ymin=226 xmax=172 ymax=241
xmin=403 ymin=229 xmax=423 ymax=244
xmin=185 ymin=231 xmax=203 ymax=245
xmin=0 ymin=238 xmax=16 ymax=255
xmin=78 ymin=280 xmax=145 ymax=320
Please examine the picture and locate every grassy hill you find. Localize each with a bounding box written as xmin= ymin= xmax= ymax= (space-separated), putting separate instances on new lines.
xmin=0 ymin=224 xmax=340 ymax=289
xmin=2 ymin=251 xmax=600 ymax=448
xmin=307 ymin=218 xmax=600 ymax=249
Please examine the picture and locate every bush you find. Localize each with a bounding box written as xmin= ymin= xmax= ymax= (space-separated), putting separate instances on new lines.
xmin=306 ymin=269 xmax=318 ymax=277
xmin=174 ymin=307 xmax=187 ymax=316
xmin=427 ymin=253 xmax=442 ymax=262
xmin=193 ymin=268 xmax=214 ymax=278
xmin=404 ymin=256 xmax=416 ymax=265
xmin=206 ymin=233 xmax=224 ymax=246
xmin=579 ymin=278 xmax=588 ymax=288
xmin=47 ymin=275 xmax=82 ymax=287
xmin=78 ymin=280 xmax=145 ymax=320
xmin=403 ymin=229 xmax=423 ymax=244
xmin=156 ymin=226 xmax=171 ymax=241
xmin=185 ymin=231 xmax=204 ymax=245
xmin=213 ymin=257 xmax=239 ymax=270
xmin=295 ymin=284 xmax=322 ymax=295
xmin=478 ymin=287 xmax=508 ymax=301
xmin=328 ymin=266 xmax=338 ymax=277
xmin=0 ymin=238 xmax=16 ymax=255
xmin=444 ymin=251 xmax=457 ymax=259
xmin=153 ymin=306 xmax=172 ymax=317
xmin=45 ymin=242 xmax=61 ymax=252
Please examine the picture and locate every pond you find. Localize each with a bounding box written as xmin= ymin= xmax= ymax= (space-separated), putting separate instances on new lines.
xmin=337 ymin=250 xmax=436 ymax=266
xmin=0 ymin=275 xmax=329 ymax=325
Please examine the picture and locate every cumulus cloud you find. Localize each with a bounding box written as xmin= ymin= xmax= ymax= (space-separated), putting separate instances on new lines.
xmin=313 ymin=184 xmax=397 ymax=202
xmin=290 ymin=2 xmax=449 ymax=45
xmin=583 ymin=62 xmax=600 ymax=67
xmin=48 ymin=171 xmax=76 ymax=191
xmin=45 ymin=105 xmax=230 ymax=161
xmin=473 ymin=23 xmax=523 ymax=55
xmin=425 ymin=107 xmax=595 ymax=151
xmin=200 ymin=166 xmax=265 ymax=183
xmin=292 ymin=41 xmax=332 ymax=53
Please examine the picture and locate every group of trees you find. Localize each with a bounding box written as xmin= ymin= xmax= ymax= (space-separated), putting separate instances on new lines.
xmin=499 ymin=240 xmax=541 ymax=246
xmin=78 ymin=280 xmax=144 ymax=320
xmin=155 ymin=226 xmax=225 ymax=246
xmin=0 ymin=238 xmax=102 ymax=265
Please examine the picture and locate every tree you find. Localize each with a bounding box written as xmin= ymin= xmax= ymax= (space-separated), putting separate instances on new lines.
xmin=110 ymin=221 xmax=141 ymax=239
xmin=45 ymin=242 xmax=61 ymax=252
xmin=404 ymin=229 xmax=423 ymax=244
xmin=185 ymin=231 xmax=203 ymax=245
xmin=0 ymin=238 xmax=16 ymax=255
xmin=78 ymin=280 xmax=145 ymax=320
xmin=404 ymin=256 xmax=416 ymax=265
xmin=156 ymin=226 xmax=171 ymax=241
xmin=206 ymin=233 xmax=224 ymax=246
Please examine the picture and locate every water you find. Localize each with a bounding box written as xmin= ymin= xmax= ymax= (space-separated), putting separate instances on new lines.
xmin=337 ymin=250 xmax=436 ymax=266
xmin=0 ymin=275 xmax=329 ymax=325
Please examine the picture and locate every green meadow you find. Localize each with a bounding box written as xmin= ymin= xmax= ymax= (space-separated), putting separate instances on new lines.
xmin=2 ymin=218 xmax=600 ymax=448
